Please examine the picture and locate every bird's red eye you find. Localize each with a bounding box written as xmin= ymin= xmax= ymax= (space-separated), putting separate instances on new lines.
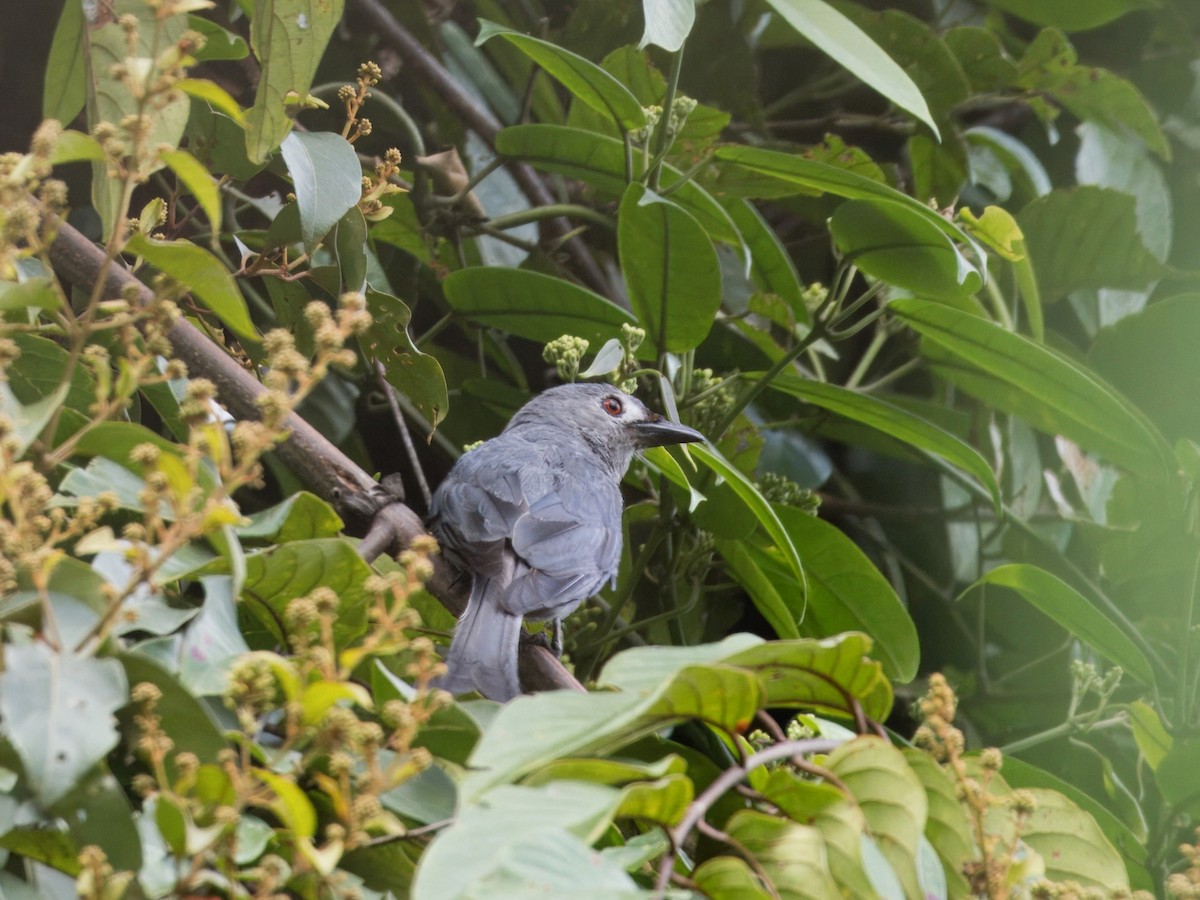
xmin=602 ymin=396 xmax=624 ymax=416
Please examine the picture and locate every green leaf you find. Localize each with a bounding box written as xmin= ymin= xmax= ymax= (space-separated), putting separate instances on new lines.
xmin=244 ymin=0 xmax=345 ymax=162
xmin=829 ymin=198 xmax=982 ymax=300
xmin=464 ymin=634 xmax=764 ymax=799
xmin=903 ymin=750 xmax=974 ymax=900
xmin=691 ymin=444 xmax=806 ymax=595
xmin=126 ymin=234 xmax=257 ymax=340
xmin=761 ymin=373 xmax=1000 ymax=510
xmin=1088 ymin=294 xmax=1200 ymax=442
xmin=834 ymin=7 xmax=970 ymax=124
xmin=741 ymin=507 xmax=919 ymax=682
xmin=160 ymin=149 xmax=223 ymax=234
xmin=693 ymin=855 xmax=773 ymax=898
xmin=0 ymin=643 xmax=128 ymax=807
xmin=252 ymin=768 xmax=316 ymax=839
xmin=476 ymin=21 xmax=646 ymax=132
xmin=892 ymin=298 xmax=1175 ymax=479
xmin=758 ymin=772 xmax=881 ymax=898
xmin=278 ymin=131 xmax=363 ymax=253
xmin=237 ymin=491 xmax=344 ymax=542
xmin=828 ymin=737 xmax=927 ymax=900
xmin=1017 ymin=187 xmax=1167 ymax=300
xmin=725 ymin=809 xmax=840 ymax=898
xmin=945 ymin=27 xmax=1018 ymax=94
xmin=714 ymin=145 xmax=976 ymax=248
xmin=0 ymin=379 xmax=68 ymax=459
xmin=233 ymin=539 xmax=373 ymax=648
xmin=118 ymin=655 xmax=228 ymax=768
xmin=442 ymin=267 xmax=636 ymax=346
xmin=761 ymin=0 xmax=939 ymax=138
xmin=176 ymin=77 xmax=247 ymax=126
xmin=990 ymin=0 xmax=1160 ymax=32
xmin=495 ymin=124 xmax=740 ymax=246
xmin=188 ymin=14 xmax=250 ymax=61
xmin=49 ymin=130 xmax=105 ymax=165
xmin=186 ymin=105 xmax=264 ymax=180
xmin=724 ymin=198 xmax=809 ymax=325
xmin=43 ymin=0 xmax=86 ymax=122
xmin=1016 ymin=29 xmax=1168 ymax=159
xmin=618 ymin=184 xmax=721 ymax=357
xmin=998 ymin=755 xmax=1150 ymax=881
xmin=717 ymin=633 xmax=894 ymax=721
xmin=413 ymin=783 xmax=640 ymax=899
xmin=716 ymin=539 xmax=802 ymax=639
xmin=639 ymin=0 xmax=696 ymax=52
xmin=966 ymin=564 xmax=1155 ymax=686
xmin=85 ymin=0 xmax=190 ymax=235
xmin=333 ymin=206 xmax=368 ymax=292
xmin=362 ymin=287 xmax=449 ymax=427
xmin=1128 ymin=699 xmax=1171 ymax=771
xmin=987 ymin=786 xmax=1129 ymax=889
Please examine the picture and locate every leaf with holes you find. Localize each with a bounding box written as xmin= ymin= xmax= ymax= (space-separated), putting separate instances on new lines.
xmin=0 ymin=643 xmax=128 ymax=806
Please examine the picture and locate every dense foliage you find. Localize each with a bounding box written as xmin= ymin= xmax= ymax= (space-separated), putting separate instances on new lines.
xmin=1 ymin=0 xmax=1199 ymax=896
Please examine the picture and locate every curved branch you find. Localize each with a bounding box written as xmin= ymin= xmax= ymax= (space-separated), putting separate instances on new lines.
xmin=44 ymin=218 xmax=583 ymax=697
xmin=654 ymin=738 xmax=841 ymax=895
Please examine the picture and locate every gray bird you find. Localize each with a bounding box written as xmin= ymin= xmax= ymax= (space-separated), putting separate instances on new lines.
xmin=429 ymin=383 xmax=704 ymax=701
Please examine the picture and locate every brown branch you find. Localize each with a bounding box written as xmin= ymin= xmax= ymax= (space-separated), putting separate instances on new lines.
xmin=654 ymin=738 xmax=841 ymax=896
xmin=347 ymin=0 xmax=612 ymax=298
xmin=44 ymin=218 xmax=583 ymax=697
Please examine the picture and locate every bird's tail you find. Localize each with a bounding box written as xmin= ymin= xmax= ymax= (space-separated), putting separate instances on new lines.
xmin=435 ymin=583 xmax=524 ymax=702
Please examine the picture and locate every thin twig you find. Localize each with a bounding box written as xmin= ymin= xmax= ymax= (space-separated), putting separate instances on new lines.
xmin=375 ymin=360 xmax=432 ymax=509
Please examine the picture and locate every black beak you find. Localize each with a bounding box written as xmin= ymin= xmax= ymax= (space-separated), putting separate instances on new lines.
xmin=632 ymin=415 xmax=705 ymax=448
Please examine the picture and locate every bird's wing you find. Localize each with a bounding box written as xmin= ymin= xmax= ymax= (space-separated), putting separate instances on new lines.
xmin=429 ymin=449 xmax=530 ymax=578
xmin=503 ymin=463 xmax=623 ymax=619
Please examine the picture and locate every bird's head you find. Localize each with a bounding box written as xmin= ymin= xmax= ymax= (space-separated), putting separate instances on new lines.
xmin=506 ymin=383 xmax=704 ymax=470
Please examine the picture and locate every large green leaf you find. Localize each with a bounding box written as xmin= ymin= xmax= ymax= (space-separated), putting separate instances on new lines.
xmin=1017 ymin=187 xmax=1167 ymax=300
xmin=725 ymin=809 xmax=840 ymax=898
xmin=1087 ymin=293 xmax=1200 ymax=442
xmin=126 ymin=234 xmax=257 ymax=340
xmin=730 ymin=507 xmax=919 ymax=682
xmin=413 ymin=783 xmax=641 ymax=899
xmin=495 ymin=124 xmax=740 ymax=246
xmin=1016 ymin=29 xmax=1168 ymax=159
xmin=0 ymin=644 xmax=128 ymax=807
xmin=715 ymin=539 xmax=802 ymax=639
xmin=892 ymin=298 xmax=1175 ymax=479
xmin=363 ymin=287 xmax=449 ymax=427
xmin=762 ymin=0 xmax=939 ymax=137
xmin=229 ymin=538 xmax=372 ymax=649
xmin=966 ymin=564 xmax=1155 ymax=686
xmin=829 ymin=199 xmax=982 ymax=300
xmin=442 ymin=267 xmax=636 ymax=345
xmin=278 ymin=131 xmax=362 ymax=253
xmin=714 ymin=145 xmax=976 ymax=248
xmin=724 ymin=198 xmax=809 ymax=324
xmin=43 ymin=0 xmax=86 ymax=122
xmin=617 ymin=184 xmax=721 ymax=357
xmin=465 ymin=636 xmax=764 ymax=800
xmin=160 ymin=149 xmax=223 ymax=235
xmin=244 ymin=0 xmax=345 ymax=162
xmin=987 ymin=0 xmax=1159 ymax=30
xmin=691 ymin=443 xmax=806 ymax=593
xmin=762 ymin=373 xmax=1000 ymax=510
xmin=828 ymin=738 xmax=927 ymax=900
xmin=236 ymin=491 xmax=344 ymax=542
xmin=476 ymin=21 xmax=646 ymax=132
xmin=719 ymin=634 xmax=893 ymax=721
xmin=903 ymin=751 xmax=974 ymax=900
xmin=85 ymin=0 xmax=190 ymax=234
xmin=639 ymin=0 xmax=696 ymax=52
